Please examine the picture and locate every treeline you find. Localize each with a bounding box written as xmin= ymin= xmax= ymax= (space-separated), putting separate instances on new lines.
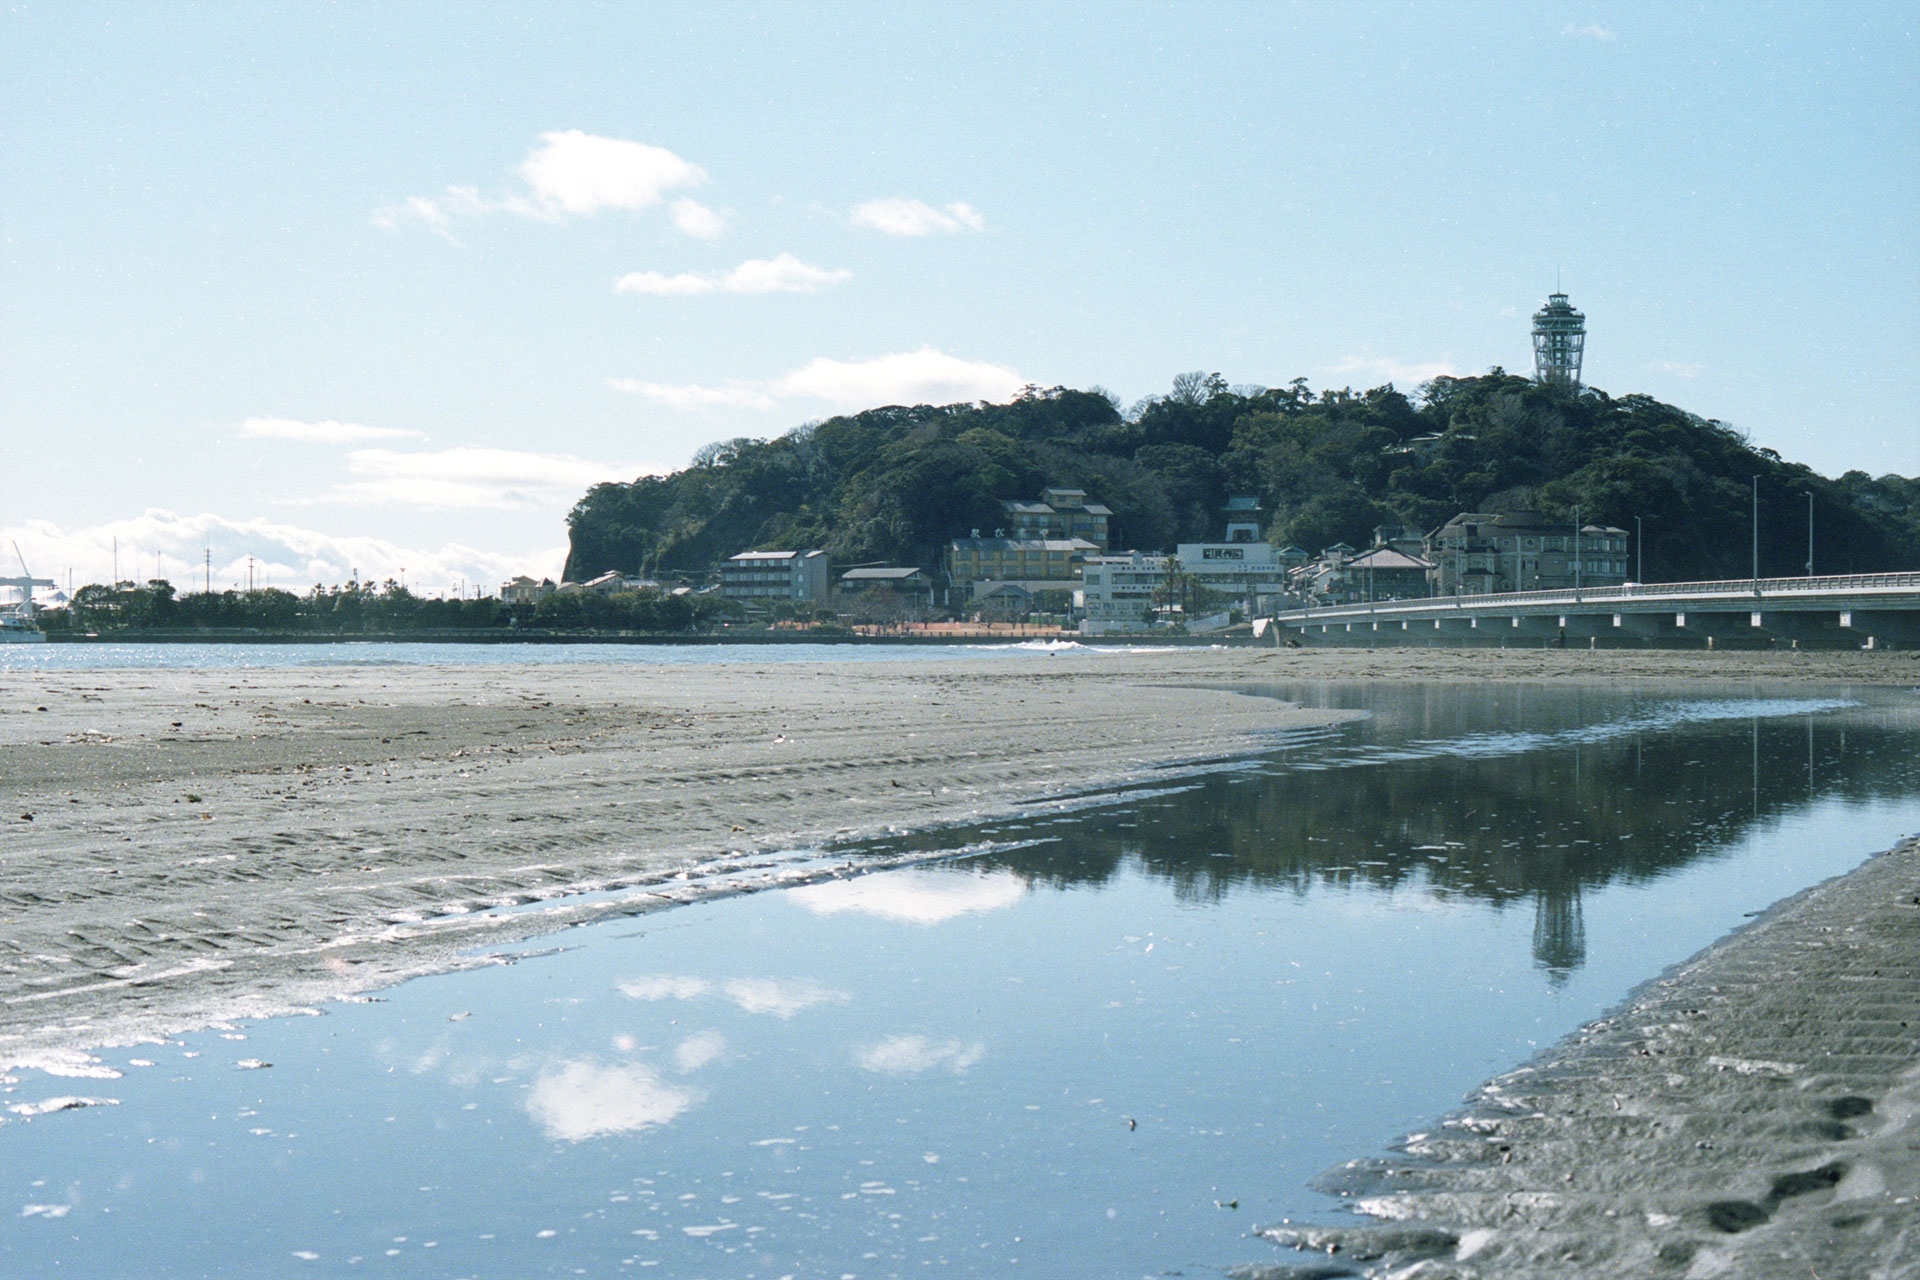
xmin=43 ymin=579 xmax=731 ymax=635
xmin=566 ymin=372 xmax=1920 ymax=584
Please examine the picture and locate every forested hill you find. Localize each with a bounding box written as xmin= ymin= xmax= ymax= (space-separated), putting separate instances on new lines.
xmin=565 ymin=373 xmax=1920 ymax=585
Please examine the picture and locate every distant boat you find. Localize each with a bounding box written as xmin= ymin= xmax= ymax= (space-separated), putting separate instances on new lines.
xmin=0 ymin=611 xmax=46 ymax=643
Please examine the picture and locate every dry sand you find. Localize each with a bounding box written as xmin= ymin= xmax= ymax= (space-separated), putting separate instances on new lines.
xmin=4 ymin=642 xmax=1918 ymax=1277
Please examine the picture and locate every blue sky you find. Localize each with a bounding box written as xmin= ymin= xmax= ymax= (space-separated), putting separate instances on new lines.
xmin=4 ymin=2 xmax=1915 ymax=594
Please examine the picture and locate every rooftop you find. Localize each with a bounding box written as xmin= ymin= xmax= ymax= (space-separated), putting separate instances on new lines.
xmin=840 ymin=566 xmax=925 ymax=581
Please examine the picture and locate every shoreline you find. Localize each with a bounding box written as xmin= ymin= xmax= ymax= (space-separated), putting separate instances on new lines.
xmin=4 ymin=646 xmax=1918 ymax=1271
xmin=4 ymin=646 xmax=1916 ymax=1069
xmin=1 ymin=649 xmax=1361 ymax=1063
xmin=1259 ymin=850 xmax=1920 ymax=1279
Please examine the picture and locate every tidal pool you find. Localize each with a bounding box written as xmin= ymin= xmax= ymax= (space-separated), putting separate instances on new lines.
xmin=3 ymin=682 xmax=1918 ymax=1278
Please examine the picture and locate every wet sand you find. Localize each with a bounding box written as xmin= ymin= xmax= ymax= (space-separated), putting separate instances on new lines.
xmin=1259 ymin=834 xmax=1920 ymax=1279
xmin=4 ymin=644 xmax=1918 ymax=1276
xmin=2 ymin=648 xmax=1366 ymax=1062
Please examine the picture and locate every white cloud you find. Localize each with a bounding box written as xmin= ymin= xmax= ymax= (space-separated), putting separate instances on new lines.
xmin=855 ymin=1035 xmax=984 ymax=1076
xmin=774 ymin=347 xmax=1025 ymax=409
xmin=608 ymin=379 xmax=778 ymax=411
xmin=514 ymin=130 xmax=707 ymax=218
xmin=370 ymin=195 xmax=459 ymax=241
xmin=1562 ymin=22 xmax=1616 ymax=41
xmin=1325 ymin=354 xmax=1461 ymax=387
xmin=376 ymin=130 xmax=708 ymax=234
xmin=851 ymin=198 xmax=986 ymax=236
xmin=610 ymin=346 xmax=1025 ymax=416
xmin=1658 ymin=360 xmax=1706 ymax=379
xmin=1 ymin=509 xmax=566 ymax=596
xmin=614 ymin=253 xmax=851 ymax=297
xmin=722 ymin=253 xmax=851 ymax=293
xmin=320 ymin=446 xmax=645 ymax=510
xmin=613 ymin=270 xmax=718 ymax=297
xmin=238 ymin=417 xmax=424 ymax=445
xmin=670 ymin=199 xmax=727 ymax=240
xmin=789 ymin=870 xmax=1028 ymax=925
xmin=526 ymin=1060 xmax=697 ymax=1141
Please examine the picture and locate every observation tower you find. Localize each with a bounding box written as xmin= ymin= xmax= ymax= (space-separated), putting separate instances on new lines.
xmin=1531 ymin=291 xmax=1586 ymax=387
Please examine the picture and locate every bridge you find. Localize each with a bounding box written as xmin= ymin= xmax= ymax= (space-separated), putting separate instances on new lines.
xmin=1264 ymin=572 xmax=1920 ymax=650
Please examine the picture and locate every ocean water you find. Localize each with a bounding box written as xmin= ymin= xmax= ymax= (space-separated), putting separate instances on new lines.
xmin=0 ymin=638 xmax=1150 ymax=673
xmin=2 ymin=681 xmax=1917 ymax=1278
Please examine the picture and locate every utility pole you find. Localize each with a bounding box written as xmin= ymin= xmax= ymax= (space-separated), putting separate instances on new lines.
xmin=1635 ymin=516 xmax=1643 ymax=583
xmin=1751 ymin=475 xmax=1760 ymax=584
xmin=1573 ymin=507 xmax=1581 ymax=592
xmin=1806 ymin=492 xmax=1814 ymax=577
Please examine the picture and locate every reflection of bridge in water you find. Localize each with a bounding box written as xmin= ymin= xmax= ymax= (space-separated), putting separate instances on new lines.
xmin=1269 ymin=571 xmax=1920 ymax=648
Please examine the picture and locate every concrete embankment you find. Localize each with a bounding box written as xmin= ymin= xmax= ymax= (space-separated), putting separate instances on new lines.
xmin=1258 ymin=836 xmax=1920 ymax=1280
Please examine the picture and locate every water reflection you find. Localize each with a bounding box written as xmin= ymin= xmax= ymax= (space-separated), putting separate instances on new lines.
xmin=789 ymin=867 xmax=1029 ymax=923
xmin=526 ymin=1060 xmax=700 ymax=1141
xmin=617 ymin=975 xmax=852 ymax=1018
xmin=854 ymin=1035 xmax=985 ymax=1076
xmin=3 ymin=685 xmax=1917 ymax=1280
xmin=937 ymin=690 xmax=1920 ymax=982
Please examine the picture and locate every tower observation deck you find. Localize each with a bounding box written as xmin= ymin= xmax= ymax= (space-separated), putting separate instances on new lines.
xmin=1531 ymin=291 xmax=1586 ymax=387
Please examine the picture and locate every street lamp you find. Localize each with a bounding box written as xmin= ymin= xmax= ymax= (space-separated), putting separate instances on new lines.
xmin=1635 ymin=515 xmax=1643 ymax=583
xmin=1751 ymin=476 xmax=1760 ymax=584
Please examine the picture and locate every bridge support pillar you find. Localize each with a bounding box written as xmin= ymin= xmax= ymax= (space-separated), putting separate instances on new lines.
xmin=1753 ymin=612 xmax=1850 ymax=649
xmin=1673 ymin=610 xmax=1762 ymax=647
xmin=1840 ymin=610 xmax=1920 ymax=649
xmin=1609 ymin=611 xmax=1678 ymax=643
xmin=1555 ymin=611 xmax=1612 ymax=640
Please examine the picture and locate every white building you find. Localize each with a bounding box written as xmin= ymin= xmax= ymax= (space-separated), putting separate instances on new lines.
xmin=500 ymin=575 xmax=556 ymax=604
xmin=1078 ymin=552 xmax=1165 ymax=630
xmin=718 ymin=550 xmax=830 ymax=603
xmin=1080 ymin=542 xmax=1296 ymax=633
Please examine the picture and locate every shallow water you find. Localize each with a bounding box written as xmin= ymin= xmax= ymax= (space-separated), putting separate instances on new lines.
xmin=3 ymin=682 xmax=1918 ymax=1278
xmin=0 ymin=638 xmax=1132 ymax=673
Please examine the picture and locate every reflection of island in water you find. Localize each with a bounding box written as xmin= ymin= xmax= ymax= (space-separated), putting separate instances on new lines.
xmin=873 ymin=688 xmax=1920 ymax=984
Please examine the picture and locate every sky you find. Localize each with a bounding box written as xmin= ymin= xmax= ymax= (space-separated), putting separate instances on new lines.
xmin=3 ymin=1 xmax=1916 ymax=596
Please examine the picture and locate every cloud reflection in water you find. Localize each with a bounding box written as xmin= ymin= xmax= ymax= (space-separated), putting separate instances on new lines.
xmin=788 ymin=869 xmax=1028 ymax=924
xmin=526 ymin=1061 xmax=699 ymax=1141
xmin=673 ymin=1032 xmax=726 ymax=1073
xmin=720 ymin=978 xmax=849 ymax=1019
xmin=856 ymin=1035 xmax=985 ymax=1076
xmin=618 ymin=974 xmax=851 ymax=1019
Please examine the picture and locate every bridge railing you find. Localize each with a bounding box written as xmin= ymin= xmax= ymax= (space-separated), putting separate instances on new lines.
xmin=1273 ymin=570 xmax=1920 ymax=622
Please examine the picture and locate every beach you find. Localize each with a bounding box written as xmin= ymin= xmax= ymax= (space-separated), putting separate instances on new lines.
xmin=4 ymin=644 xmax=1919 ymax=1277
xmin=3 ymin=645 xmax=1915 ymax=1064
xmin=4 ymin=647 xmax=1361 ymax=1062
